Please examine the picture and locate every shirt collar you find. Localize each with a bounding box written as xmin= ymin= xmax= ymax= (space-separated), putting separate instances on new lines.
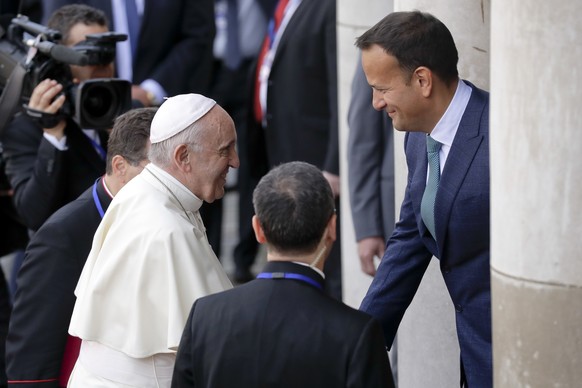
xmin=292 ymin=261 xmax=326 ymax=279
xmin=101 ymin=175 xmax=114 ymax=199
xmin=429 ymin=79 xmax=472 ymax=147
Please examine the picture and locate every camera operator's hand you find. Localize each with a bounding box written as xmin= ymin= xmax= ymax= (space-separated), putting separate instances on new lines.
xmin=131 ymin=85 xmax=156 ymax=107
xmin=323 ymin=171 xmax=340 ymax=198
xmin=29 ymin=79 xmax=67 ymax=139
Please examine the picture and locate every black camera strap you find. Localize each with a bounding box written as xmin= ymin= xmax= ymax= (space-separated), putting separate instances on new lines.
xmin=0 ymin=64 xmax=26 ymax=137
xmin=22 ymin=104 xmax=66 ymax=129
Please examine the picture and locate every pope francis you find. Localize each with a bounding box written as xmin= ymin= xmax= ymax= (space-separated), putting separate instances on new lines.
xmin=67 ymin=94 xmax=239 ymax=387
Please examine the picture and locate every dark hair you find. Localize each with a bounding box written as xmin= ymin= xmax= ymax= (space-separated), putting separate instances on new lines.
xmin=47 ymin=4 xmax=108 ymax=45
xmin=253 ymin=161 xmax=335 ymax=255
xmin=106 ymin=107 xmax=156 ymax=174
xmin=356 ymin=11 xmax=458 ymax=84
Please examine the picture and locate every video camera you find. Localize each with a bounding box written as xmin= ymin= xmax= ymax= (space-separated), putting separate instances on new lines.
xmin=0 ymin=15 xmax=132 ymax=132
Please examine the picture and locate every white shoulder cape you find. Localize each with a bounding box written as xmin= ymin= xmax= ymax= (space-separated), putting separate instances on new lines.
xmin=69 ymin=166 xmax=232 ymax=357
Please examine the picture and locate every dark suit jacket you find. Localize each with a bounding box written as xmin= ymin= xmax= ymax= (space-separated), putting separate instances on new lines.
xmin=249 ymin=0 xmax=338 ymax=174
xmin=361 ymin=81 xmax=491 ymax=387
xmin=244 ymin=0 xmax=343 ymax=300
xmin=347 ymin=57 xmax=395 ymax=242
xmin=43 ymin=0 xmax=216 ymax=95
xmin=1 ymin=114 xmax=107 ymax=231
xmin=0 ymin=167 xmax=28 ymax=257
xmin=6 ymin=178 xmax=112 ymax=387
xmin=172 ymin=261 xmax=394 ymax=388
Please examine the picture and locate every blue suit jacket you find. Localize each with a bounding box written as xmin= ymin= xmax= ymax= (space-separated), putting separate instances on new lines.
xmin=360 ymin=81 xmax=491 ymax=388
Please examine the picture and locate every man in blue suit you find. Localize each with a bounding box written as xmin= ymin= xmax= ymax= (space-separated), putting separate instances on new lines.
xmin=356 ymin=11 xmax=491 ymax=388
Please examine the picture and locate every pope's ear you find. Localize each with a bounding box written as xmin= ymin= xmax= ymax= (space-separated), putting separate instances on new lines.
xmin=173 ymin=144 xmax=190 ymax=169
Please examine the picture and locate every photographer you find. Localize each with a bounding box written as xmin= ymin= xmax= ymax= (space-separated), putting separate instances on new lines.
xmin=1 ymin=4 xmax=115 ymax=232
xmin=42 ymin=0 xmax=216 ymax=107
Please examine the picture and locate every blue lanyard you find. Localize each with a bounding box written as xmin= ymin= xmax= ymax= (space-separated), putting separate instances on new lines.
xmin=84 ymin=132 xmax=107 ymax=161
xmin=92 ymin=179 xmax=105 ymax=218
xmin=257 ymin=272 xmax=323 ymax=290
xmin=267 ymin=19 xmax=276 ymax=49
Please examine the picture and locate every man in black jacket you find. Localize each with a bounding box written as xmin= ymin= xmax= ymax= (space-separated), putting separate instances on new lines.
xmin=42 ymin=0 xmax=216 ymax=106
xmin=172 ymin=161 xmax=394 ymax=388
xmin=247 ymin=0 xmax=342 ymax=299
xmin=1 ymin=4 xmax=115 ymax=232
xmin=5 ymin=107 xmax=154 ymax=387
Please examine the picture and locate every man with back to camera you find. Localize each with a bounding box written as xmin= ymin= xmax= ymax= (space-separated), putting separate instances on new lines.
xmin=67 ymin=93 xmax=238 ymax=387
xmin=356 ymin=11 xmax=492 ymax=387
xmin=172 ymin=161 xmax=395 ymax=388
xmin=5 ymin=107 xmax=155 ymax=387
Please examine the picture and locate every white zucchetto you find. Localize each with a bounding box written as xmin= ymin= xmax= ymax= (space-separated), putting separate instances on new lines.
xmin=150 ymin=94 xmax=216 ymax=144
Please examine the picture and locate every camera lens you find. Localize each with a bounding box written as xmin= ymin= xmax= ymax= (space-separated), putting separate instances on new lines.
xmin=75 ymin=79 xmax=131 ymax=129
xmin=82 ymin=84 xmax=116 ymax=118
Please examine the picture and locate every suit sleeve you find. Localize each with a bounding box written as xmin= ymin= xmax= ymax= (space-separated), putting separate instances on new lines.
xmin=359 ymin=135 xmax=433 ymax=347
xmin=171 ymin=303 xmax=197 ymax=388
xmin=322 ymin=0 xmax=339 ymax=175
xmin=347 ymin=318 xmax=395 ymax=388
xmin=1 ymin=116 xmax=68 ymax=231
xmin=347 ymin=56 xmax=391 ymax=241
xmin=41 ymin=0 xmax=70 ymax=23
xmin=146 ymin=0 xmax=216 ymax=96
xmin=6 ymin=220 xmax=83 ymax=386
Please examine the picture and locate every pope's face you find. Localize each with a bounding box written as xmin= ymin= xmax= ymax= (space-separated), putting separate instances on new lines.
xmin=66 ymin=23 xmax=114 ymax=82
xmin=189 ymin=107 xmax=239 ymax=203
xmin=362 ymin=44 xmax=426 ymax=132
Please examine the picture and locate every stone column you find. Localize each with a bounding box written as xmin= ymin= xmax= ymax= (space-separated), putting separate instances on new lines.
xmin=490 ymin=1 xmax=582 ymax=386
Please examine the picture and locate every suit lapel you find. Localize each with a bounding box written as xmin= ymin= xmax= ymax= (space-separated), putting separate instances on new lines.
xmin=140 ymin=0 xmax=153 ymax=40
xmin=271 ymin=0 xmax=306 ymax=69
xmin=132 ymin=0 xmax=153 ymax=60
xmin=434 ymin=85 xmax=487 ymax=252
xmin=93 ymin=0 xmax=113 ymax=30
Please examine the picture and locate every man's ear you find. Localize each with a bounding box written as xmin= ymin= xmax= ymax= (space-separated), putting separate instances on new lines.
xmin=414 ymin=66 xmax=433 ymax=98
xmin=325 ymin=214 xmax=337 ymax=244
xmin=173 ymin=144 xmax=191 ymax=171
xmin=111 ymin=155 xmax=127 ymax=177
xmin=252 ymin=215 xmax=267 ymax=244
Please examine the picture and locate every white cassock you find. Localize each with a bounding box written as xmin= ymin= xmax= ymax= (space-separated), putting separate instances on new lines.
xmin=68 ymin=163 xmax=232 ymax=387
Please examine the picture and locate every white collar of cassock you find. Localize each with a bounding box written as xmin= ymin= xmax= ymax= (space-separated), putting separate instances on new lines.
xmin=144 ymin=163 xmax=203 ymax=213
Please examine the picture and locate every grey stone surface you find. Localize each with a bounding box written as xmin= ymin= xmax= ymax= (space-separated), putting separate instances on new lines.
xmin=492 ymin=270 xmax=582 ymax=387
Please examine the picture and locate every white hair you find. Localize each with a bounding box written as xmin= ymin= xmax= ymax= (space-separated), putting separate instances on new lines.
xmin=148 ymin=119 xmax=205 ymax=168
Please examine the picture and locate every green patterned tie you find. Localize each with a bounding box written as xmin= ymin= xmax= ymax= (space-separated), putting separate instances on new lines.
xmin=420 ymin=135 xmax=442 ymax=240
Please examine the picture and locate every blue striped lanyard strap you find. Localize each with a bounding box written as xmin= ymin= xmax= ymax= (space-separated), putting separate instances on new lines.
xmin=92 ymin=179 xmax=105 ymax=218
xmin=84 ymin=132 xmax=107 ymax=161
xmin=257 ymin=272 xmax=323 ymax=290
